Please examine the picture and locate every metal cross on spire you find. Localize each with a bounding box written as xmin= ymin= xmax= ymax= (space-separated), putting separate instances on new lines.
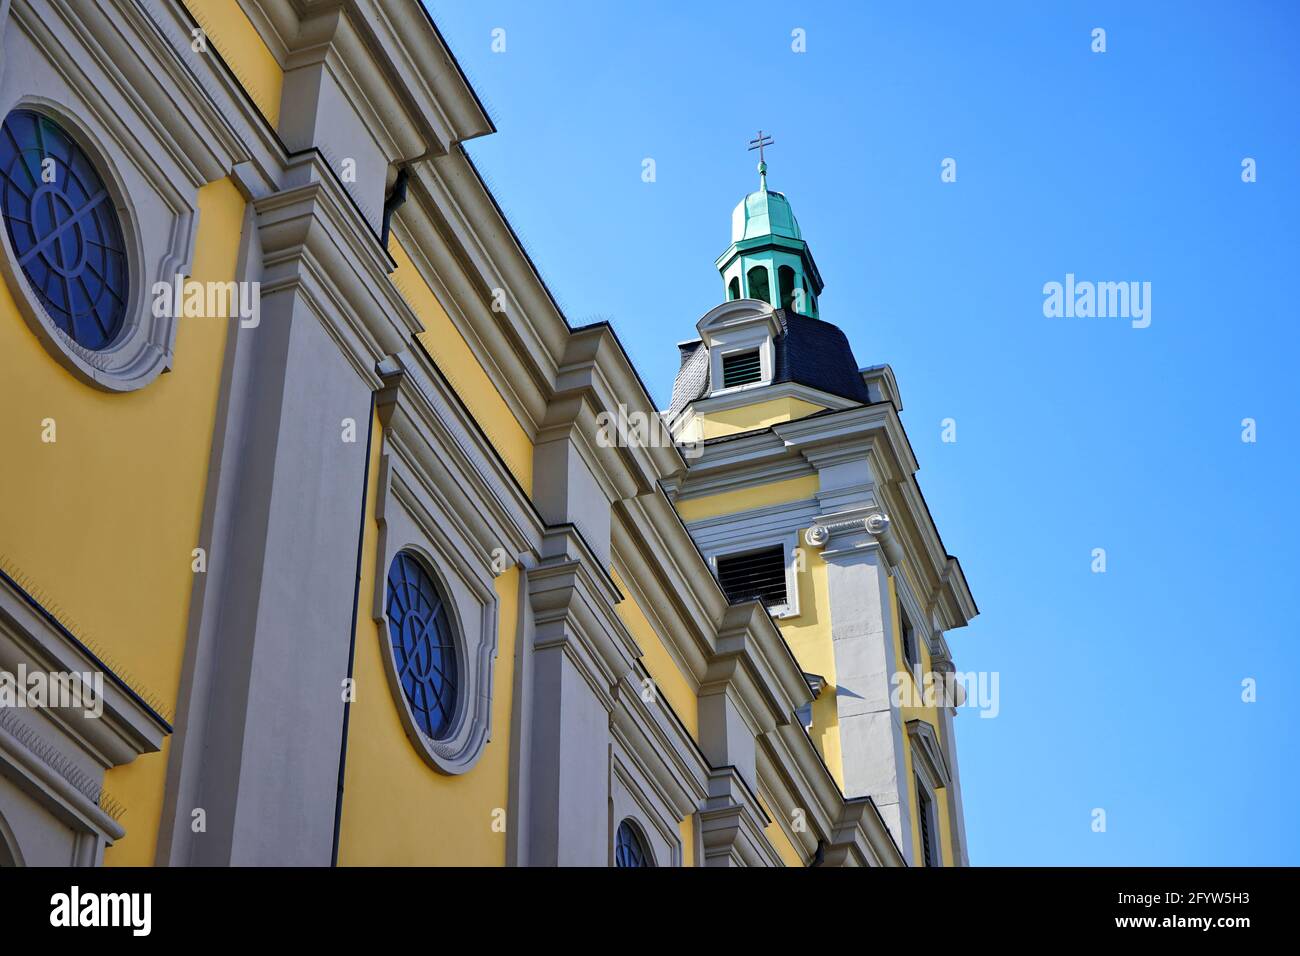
xmin=748 ymin=130 xmax=774 ymax=188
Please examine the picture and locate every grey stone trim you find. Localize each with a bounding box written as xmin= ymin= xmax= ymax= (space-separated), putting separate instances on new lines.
xmin=699 ymin=764 xmax=783 ymax=867
xmin=759 ymin=725 xmax=906 ymax=867
xmin=610 ymin=672 xmax=708 ymax=822
xmin=610 ymin=490 xmax=732 ymax=678
xmin=687 ymin=497 xmax=819 ymax=549
xmin=0 ymin=569 xmax=168 ymax=865
xmin=528 ymin=528 xmax=637 ymax=703
xmin=859 ymin=363 xmax=902 ymax=412
xmin=609 ymin=757 xmax=670 ymax=867
xmin=608 ymin=547 xmax=701 ymax=703
xmin=503 ymin=560 xmax=536 ymax=866
xmin=677 ymin=399 xmax=977 ymax=635
xmin=233 ymin=0 xmax=492 ymax=234
xmin=254 ymin=168 xmax=420 ymax=375
xmin=375 ymin=349 xmax=541 ymax=566
xmin=0 ymin=576 xmax=168 ymax=768
xmin=245 ymin=0 xmax=492 ymax=147
xmin=157 ymin=176 xmax=389 ymax=866
xmin=609 ymin=672 xmax=714 ymax=867
xmin=822 ymin=798 xmax=896 ymax=867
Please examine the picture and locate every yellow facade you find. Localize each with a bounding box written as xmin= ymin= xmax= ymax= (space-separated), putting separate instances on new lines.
xmin=180 ymin=0 xmax=283 ymax=126
xmin=675 ymin=475 xmax=820 ymax=524
xmin=0 ymin=176 xmax=243 ymax=865
xmin=390 ymin=237 xmax=535 ymax=495
xmin=336 ymin=409 xmax=518 ymax=865
xmin=0 ymin=0 xmax=972 ymax=870
xmin=678 ymin=395 xmax=827 ymax=443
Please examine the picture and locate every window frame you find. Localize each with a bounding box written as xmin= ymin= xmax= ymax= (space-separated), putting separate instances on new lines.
xmin=373 ymin=450 xmax=501 ymax=776
xmin=384 ymin=549 xmax=464 ymax=742
xmin=613 ymin=817 xmax=655 ymax=868
xmin=0 ymin=87 xmax=199 ymax=391
xmin=707 ymin=531 xmax=802 ymax=619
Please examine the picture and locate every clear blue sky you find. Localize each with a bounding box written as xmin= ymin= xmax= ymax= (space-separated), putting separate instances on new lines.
xmin=425 ymin=0 xmax=1300 ymax=865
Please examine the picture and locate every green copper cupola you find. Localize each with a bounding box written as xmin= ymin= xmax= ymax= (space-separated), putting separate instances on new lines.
xmin=716 ymin=132 xmax=824 ymax=317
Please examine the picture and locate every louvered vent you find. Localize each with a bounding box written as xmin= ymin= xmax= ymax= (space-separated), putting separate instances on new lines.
xmin=916 ymin=776 xmax=937 ymax=866
xmin=715 ymin=546 xmax=787 ymax=607
xmin=721 ymin=350 xmax=762 ymax=388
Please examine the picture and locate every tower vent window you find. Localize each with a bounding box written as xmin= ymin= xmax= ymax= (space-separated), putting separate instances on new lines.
xmin=778 ymin=265 xmax=797 ymax=312
xmin=746 ymin=265 xmax=770 ymax=304
xmin=721 ymin=349 xmax=762 ymax=388
xmin=716 ymin=546 xmax=787 ymax=607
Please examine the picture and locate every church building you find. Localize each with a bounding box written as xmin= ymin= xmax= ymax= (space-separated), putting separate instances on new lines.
xmin=0 ymin=0 xmax=976 ymax=867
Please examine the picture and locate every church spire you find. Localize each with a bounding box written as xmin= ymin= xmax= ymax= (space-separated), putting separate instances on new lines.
xmin=717 ymin=131 xmax=824 ymax=317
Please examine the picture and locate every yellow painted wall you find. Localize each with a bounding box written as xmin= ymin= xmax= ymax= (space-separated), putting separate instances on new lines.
xmin=679 ymin=814 xmax=695 ymax=867
xmin=0 ymin=177 xmax=243 ymax=864
xmin=336 ymin=420 xmax=518 ymax=865
xmin=610 ymin=569 xmax=698 ymax=741
xmin=759 ymin=795 xmax=805 ymax=867
xmin=675 ymin=474 xmax=818 ymax=523
xmin=777 ymin=543 xmax=843 ymax=788
xmin=693 ymin=396 xmax=826 ymax=440
xmin=388 ymin=237 xmax=534 ymax=495
xmin=181 ymin=1 xmax=283 ymax=126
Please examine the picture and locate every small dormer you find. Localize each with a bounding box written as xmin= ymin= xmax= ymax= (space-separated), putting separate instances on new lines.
xmin=698 ymin=300 xmax=782 ymax=397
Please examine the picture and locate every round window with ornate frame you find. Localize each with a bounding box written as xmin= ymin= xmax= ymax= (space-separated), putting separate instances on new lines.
xmin=0 ymin=98 xmax=185 ymax=393
xmin=0 ymin=109 xmax=130 ymax=351
xmin=615 ymin=819 xmax=655 ymax=868
xmin=385 ymin=550 xmax=462 ymax=742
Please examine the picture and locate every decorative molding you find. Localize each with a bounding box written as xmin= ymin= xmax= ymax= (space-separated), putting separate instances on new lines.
xmin=0 ymin=565 xmax=168 ymax=861
xmin=803 ymin=509 xmax=905 ymax=567
xmin=906 ymin=719 xmax=952 ymax=791
xmin=0 ymin=3 xmax=222 ymax=390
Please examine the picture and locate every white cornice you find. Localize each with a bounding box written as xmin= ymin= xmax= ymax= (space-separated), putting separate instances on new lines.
xmin=907 ymin=719 xmax=952 ymax=791
xmin=242 ymin=0 xmax=492 ymax=153
xmin=695 ymin=298 xmax=780 ymax=341
xmin=676 ymin=402 xmax=977 ymax=631
xmin=377 ymin=348 xmax=542 ymax=561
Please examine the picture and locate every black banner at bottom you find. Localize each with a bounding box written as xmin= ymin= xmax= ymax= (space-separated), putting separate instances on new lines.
xmin=0 ymin=866 xmax=1286 ymax=941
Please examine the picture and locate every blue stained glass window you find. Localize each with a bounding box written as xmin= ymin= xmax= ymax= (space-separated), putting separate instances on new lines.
xmin=615 ymin=819 xmax=652 ymax=868
xmin=385 ymin=551 xmax=460 ymax=740
xmin=0 ymin=109 xmax=129 ymax=350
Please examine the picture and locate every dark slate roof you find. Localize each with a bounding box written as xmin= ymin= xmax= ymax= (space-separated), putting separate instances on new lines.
xmin=668 ymin=309 xmax=871 ymax=418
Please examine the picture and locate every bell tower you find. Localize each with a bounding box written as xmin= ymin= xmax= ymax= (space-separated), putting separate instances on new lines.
xmin=716 ymin=131 xmax=824 ymax=317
